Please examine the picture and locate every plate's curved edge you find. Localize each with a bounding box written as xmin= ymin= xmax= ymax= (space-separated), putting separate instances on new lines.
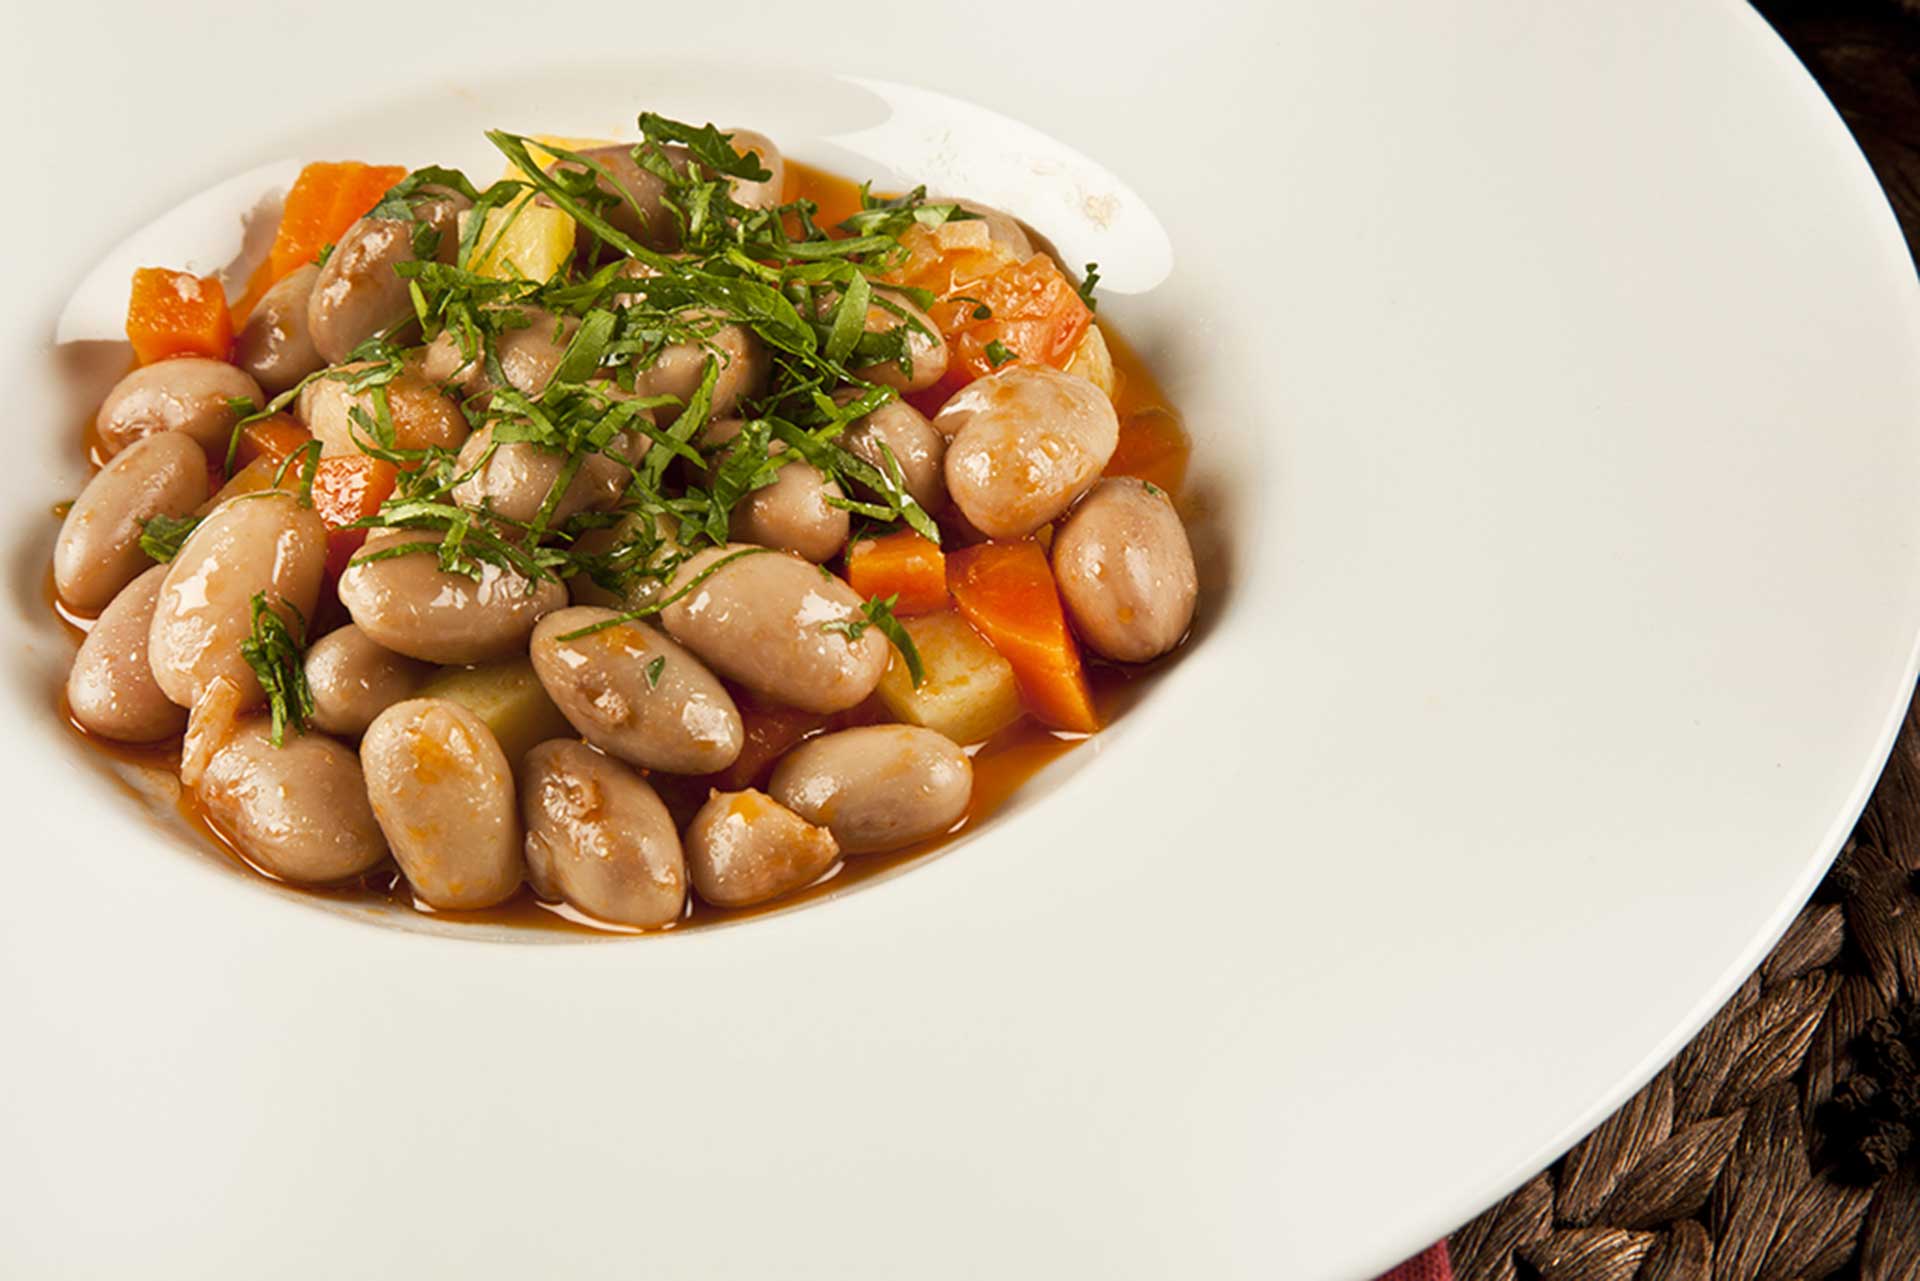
xmin=1363 ymin=4 xmax=1920 ymax=1269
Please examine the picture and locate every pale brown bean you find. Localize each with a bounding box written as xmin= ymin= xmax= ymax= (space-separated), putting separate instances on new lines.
xmin=703 ymin=420 xmax=848 ymax=563
xmin=308 ymin=192 xmax=470 ymax=363
xmin=769 ymin=725 xmax=973 ymax=854
xmin=550 ymin=132 xmax=783 ymax=251
xmin=198 ymin=720 xmax=388 ymax=883
xmin=838 ymin=393 xmax=948 ymax=514
xmin=521 ymin=740 xmax=687 ymax=928
xmin=622 ymin=317 xmax=768 ymax=421
xmin=684 ymin=788 xmax=839 ymax=908
xmin=565 ymin=511 xmax=682 ymax=612
xmin=854 ymin=289 xmax=949 ymax=394
xmin=658 ymin=545 xmax=889 ymax=714
xmin=304 ymin=623 xmax=430 ymax=737
xmin=149 ymin=491 xmax=327 ymax=708
xmin=95 ymin=358 xmax=262 ymax=459
xmin=336 ymin=529 xmax=566 ymax=664
xmin=54 ymin=431 xmax=208 ymax=612
xmin=361 ymin=699 xmax=523 ymax=910
xmin=66 ymin=565 xmax=186 ymax=743
xmin=937 ymin=365 xmax=1119 ymax=538
xmin=233 ymin=263 xmax=325 ymax=394
xmin=530 ymin=607 xmax=742 ymax=774
xmin=297 ymin=362 xmax=469 ymax=458
xmin=450 ymin=422 xmax=639 ymax=527
xmin=1053 ymin=478 xmax=1198 ymax=662
xmin=420 ymin=305 xmax=578 ymax=401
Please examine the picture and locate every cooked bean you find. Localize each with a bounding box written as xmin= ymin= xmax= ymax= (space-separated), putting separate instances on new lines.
xmin=566 ymin=511 xmax=683 ymax=611
xmin=308 ymin=191 xmax=470 ymax=363
xmin=233 ymin=263 xmax=325 ymax=394
xmin=298 ymin=361 xmax=469 ymax=458
xmin=658 ymin=545 xmax=889 ymax=714
xmin=684 ymin=788 xmax=838 ymax=908
xmin=305 ymin=623 xmax=430 ymax=737
xmin=149 ymin=491 xmax=327 ymax=708
xmin=420 ymin=305 xmax=577 ymax=401
xmin=838 ymin=393 xmax=947 ymax=514
xmin=54 ymin=431 xmax=208 ymax=612
xmin=937 ymin=365 xmax=1119 ymax=538
xmin=854 ymin=289 xmax=948 ymax=394
xmin=550 ymin=132 xmax=783 ymax=252
xmin=521 ymin=740 xmax=687 ymax=928
xmin=620 ymin=316 xmax=767 ymax=420
xmin=336 ymin=529 xmax=566 ymax=664
xmin=769 ymin=725 xmax=972 ymax=854
xmin=703 ymin=420 xmax=848 ymax=563
xmin=1053 ymin=478 xmax=1198 ymax=662
xmin=530 ymin=607 xmax=742 ymax=773
xmin=197 ymin=719 xmax=387 ymax=883
xmin=66 ymin=565 xmax=186 ymax=742
xmin=450 ymin=422 xmax=640 ymax=526
xmin=361 ymin=698 xmax=523 ymax=910
xmin=95 ymin=358 xmax=262 ymax=459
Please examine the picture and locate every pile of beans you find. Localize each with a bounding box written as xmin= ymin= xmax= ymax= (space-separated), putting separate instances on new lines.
xmin=52 ymin=123 xmax=1198 ymax=931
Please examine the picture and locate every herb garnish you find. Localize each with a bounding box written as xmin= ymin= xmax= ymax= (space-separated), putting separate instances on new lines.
xmin=984 ymin=339 xmax=1019 ymax=368
xmin=139 ymin=513 xmax=202 ymax=563
xmin=821 ymin=594 xmax=924 ymax=686
xmin=1077 ymin=263 xmax=1100 ymax=311
xmin=238 ymin=593 xmax=314 ymax=747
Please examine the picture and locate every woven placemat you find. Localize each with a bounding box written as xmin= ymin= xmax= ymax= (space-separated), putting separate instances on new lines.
xmin=1449 ymin=12 xmax=1920 ymax=1275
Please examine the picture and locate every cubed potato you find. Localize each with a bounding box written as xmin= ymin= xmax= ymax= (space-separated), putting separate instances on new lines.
xmin=1064 ymin=321 xmax=1116 ymax=399
xmin=458 ymin=204 xmax=576 ymax=282
xmin=876 ymin=609 xmax=1023 ymax=745
xmin=417 ymin=657 xmax=574 ymax=767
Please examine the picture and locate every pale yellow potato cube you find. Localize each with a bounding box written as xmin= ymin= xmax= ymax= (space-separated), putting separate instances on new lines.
xmin=417 ymin=658 xmax=574 ymax=768
xmin=458 ymin=204 xmax=576 ymax=282
xmin=877 ymin=610 xmax=1023 ymax=745
xmin=1064 ymin=321 xmax=1116 ymax=399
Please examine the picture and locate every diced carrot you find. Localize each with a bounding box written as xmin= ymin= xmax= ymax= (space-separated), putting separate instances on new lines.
xmin=310 ymin=455 xmax=399 ymax=579
xmin=946 ymin=541 xmax=1097 ymax=733
xmin=233 ymin=161 xmax=407 ymax=320
xmin=233 ymin=414 xmax=312 ymax=470
xmin=845 ymin=530 xmax=948 ymax=615
xmin=201 ymin=455 xmax=296 ymax=513
xmin=126 ymin=268 xmax=233 ymax=364
xmin=1104 ymin=408 xmax=1190 ymax=496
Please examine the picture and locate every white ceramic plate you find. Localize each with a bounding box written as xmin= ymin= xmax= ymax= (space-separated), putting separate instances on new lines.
xmin=4 ymin=2 xmax=1918 ymax=1277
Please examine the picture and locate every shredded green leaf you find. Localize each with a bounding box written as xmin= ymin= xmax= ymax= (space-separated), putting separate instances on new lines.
xmin=139 ymin=513 xmax=202 ymax=563
xmin=238 ymin=593 xmax=314 ymax=747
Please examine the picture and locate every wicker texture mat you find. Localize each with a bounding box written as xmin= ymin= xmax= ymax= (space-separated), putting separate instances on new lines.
xmin=1448 ymin=7 xmax=1920 ymax=1276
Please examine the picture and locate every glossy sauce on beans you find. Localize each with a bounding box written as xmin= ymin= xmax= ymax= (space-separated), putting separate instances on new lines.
xmin=45 ymin=161 xmax=1192 ymax=935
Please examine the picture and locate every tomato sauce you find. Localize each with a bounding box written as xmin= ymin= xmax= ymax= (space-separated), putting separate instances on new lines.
xmin=46 ymin=161 xmax=1193 ymax=938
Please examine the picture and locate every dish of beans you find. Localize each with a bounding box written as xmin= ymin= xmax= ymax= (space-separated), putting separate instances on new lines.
xmin=50 ymin=112 xmax=1198 ymax=933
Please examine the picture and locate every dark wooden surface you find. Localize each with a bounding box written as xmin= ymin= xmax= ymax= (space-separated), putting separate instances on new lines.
xmin=1758 ymin=1 xmax=1920 ymax=250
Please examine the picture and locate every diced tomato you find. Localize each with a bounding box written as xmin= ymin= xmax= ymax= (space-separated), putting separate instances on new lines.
xmin=946 ymin=541 xmax=1097 ymax=733
xmin=884 ymin=222 xmax=1091 ymax=392
xmin=845 ymin=530 xmax=948 ymax=616
xmin=126 ymin=268 xmax=232 ymax=364
xmin=928 ymin=254 xmax=1092 ymax=385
